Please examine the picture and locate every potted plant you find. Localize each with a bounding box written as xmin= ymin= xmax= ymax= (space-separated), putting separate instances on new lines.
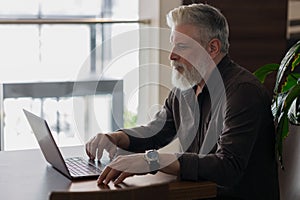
xmin=254 ymin=40 xmax=300 ymax=169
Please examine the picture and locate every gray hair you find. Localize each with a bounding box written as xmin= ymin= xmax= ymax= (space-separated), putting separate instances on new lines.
xmin=166 ymin=3 xmax=229 ymax=53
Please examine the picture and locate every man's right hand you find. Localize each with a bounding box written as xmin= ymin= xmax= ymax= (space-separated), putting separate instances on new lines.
xmin=85 ymin=131 xmax=130 ymax=161
xmin=85 ymin=133 xmax=118 ymax=161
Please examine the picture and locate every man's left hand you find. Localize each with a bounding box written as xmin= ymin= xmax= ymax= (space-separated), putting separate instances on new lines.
xmin=97 ymin=153 xmax=180 ymax=185
xmin=97 ymin=153 xmax=148 ymax=185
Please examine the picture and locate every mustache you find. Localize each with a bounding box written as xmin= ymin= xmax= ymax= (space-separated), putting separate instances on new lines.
xmin=171 ymin=61 xmax=185 ymax=71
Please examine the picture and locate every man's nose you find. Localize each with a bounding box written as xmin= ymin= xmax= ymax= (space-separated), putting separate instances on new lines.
xmin=169 ymin=50 xmax=180 ymax=61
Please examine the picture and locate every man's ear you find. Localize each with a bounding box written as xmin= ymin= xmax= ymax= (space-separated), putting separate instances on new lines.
xmin=207 ymin=38 xmax=222 ymax=58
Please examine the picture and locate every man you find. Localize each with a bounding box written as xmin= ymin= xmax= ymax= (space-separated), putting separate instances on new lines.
xmin=86 ymin=3 xmax=279 ymax=199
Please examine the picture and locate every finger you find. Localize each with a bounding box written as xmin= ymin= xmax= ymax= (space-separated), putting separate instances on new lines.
xmin=96 ymin=136 xmax=106 ymax=161
xmin=103 ymin=135 xmax=117 ymax=160
xmin=86 ymin=137 xmax=94 ymax=159
xmin=107 ymin=145 xmax=117 ymax=161
xmin=97 ymin=166 xmax=112 ymax=185
xmin=97 ymin=147 xmax=104 ymax=161
xmin=89 ymin=136 xmax=100 ymax=159
xmin=103 ymin=168 xmax=121 ymax=185
xmin=85 ymin=141 xmax=94 ymax=160
xmin=85 ymin=143 xmax=90 ymax=157
xmin=114 ymin=172 xmax=132 ymax=185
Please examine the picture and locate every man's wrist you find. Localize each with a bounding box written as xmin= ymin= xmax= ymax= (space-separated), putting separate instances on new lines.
xmin=109 ymin=131 xmax=129 ymax=149
xmin=144 ymin=149 xmax=160 ymax=174
xmin=158 ymin=153 xmax=180 ymax=176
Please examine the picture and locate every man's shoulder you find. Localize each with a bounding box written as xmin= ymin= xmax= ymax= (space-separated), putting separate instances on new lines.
xmin=223 ymin=63 xmax=272 ymax=107
xmin=223 ymin=61 xmax=265 ymax=91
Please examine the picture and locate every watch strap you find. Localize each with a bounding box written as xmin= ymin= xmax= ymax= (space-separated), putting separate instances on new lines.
xmin=149 ymin=161 xmax=159 ymax=174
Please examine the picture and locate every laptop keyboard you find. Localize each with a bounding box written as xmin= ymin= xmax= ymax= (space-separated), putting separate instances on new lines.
xmin=65 ymin=157 xmax=102 ymax=176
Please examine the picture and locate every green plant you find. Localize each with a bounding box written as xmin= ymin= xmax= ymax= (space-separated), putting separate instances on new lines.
xmin=124 ymin=109 xmax=138 ymax=128
xmin=254 ymin=40 xmax=300 ymax=169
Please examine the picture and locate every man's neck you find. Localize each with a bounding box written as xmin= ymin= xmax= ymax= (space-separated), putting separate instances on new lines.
xmin=213 ymin=53 xmax=226 ymax=66
xmin=195 ymin=80 xmax=206 ymax=96
xmin=195 ymin=53 xmax=226 ymax=96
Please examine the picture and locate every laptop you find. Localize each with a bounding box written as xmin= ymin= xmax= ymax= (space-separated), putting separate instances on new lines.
xmin=23 ymin=109 xmax=106 ymax=180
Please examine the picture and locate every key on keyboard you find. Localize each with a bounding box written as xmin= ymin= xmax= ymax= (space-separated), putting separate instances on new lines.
xmin=65 ymin=157 xmax=101 ymax=176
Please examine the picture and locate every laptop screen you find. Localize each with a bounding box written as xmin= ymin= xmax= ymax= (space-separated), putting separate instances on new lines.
xmin=23 ymin=109 xmax=71 ymax=178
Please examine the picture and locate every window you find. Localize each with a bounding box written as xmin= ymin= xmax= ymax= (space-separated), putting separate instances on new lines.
xmin=0 ymin=0 xmax=141 ymax=150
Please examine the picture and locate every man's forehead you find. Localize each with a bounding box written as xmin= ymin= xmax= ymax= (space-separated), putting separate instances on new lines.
xmin=170 ymin=24 xmax=201 ymax=43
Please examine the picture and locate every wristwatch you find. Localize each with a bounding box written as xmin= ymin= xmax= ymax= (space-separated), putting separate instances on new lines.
xmin=144 ymin=149 xmax=160 ymax=174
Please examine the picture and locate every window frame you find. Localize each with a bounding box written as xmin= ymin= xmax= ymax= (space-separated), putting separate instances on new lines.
xmin=0 ymin=17 xmax=149 ymax=150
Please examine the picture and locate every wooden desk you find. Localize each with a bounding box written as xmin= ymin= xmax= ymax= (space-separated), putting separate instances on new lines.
xmin=0 ymin=146 xmax=216 ymax=200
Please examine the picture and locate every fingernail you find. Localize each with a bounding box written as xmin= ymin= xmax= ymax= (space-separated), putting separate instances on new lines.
xmin=97 ymin=176 xmax=101 ymax=183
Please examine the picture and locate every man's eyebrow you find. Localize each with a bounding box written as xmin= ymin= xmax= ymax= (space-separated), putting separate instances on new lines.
xmin=177 ymin=42 xmax=189 ymax=46
xmin=171 ymin=37 xmax=190 ymax=44
xmin=173 ymin=41 xmax=192 ymax=46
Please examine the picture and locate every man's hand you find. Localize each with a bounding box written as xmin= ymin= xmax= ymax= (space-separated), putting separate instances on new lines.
xmin=85 ymin=133 xmax=118 ymax=161
xmin=97 ymin=153 xmax=180 ymax=185
xmin=97 ymin=154 xmax=148 ymax=185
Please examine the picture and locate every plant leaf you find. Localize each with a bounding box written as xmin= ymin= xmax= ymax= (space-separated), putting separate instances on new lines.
xmin=276 ymin=83 xmax=300 ymax=122
xmin=281 ymin=73 xmax=300 ymax=93
xmin=278 ymin=112 xmax=290 ymax=139
xmin=285 ymin=83 xmax=300 ymax=124
xmin=282 ymin=83 xmax=300 ymax=114
xmin=253 ymin=63 xmax=279 ymax=83
xmin=272 ymin=93 xmax=285 ymax=120
xmin=288 ymin=97 xmax=300 ymax=125
xmin=276 ymin=111 xmax=289 ymax=168
xmin=275 ymin=40 xmax=300 ymax=94
xmin=292 ymin=53 xmax=300 ymax=71
xmin=275 ymin=82 xmax=300 ymax=168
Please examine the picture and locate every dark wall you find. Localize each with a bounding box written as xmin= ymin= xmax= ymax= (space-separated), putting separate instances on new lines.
xmin=182 ymin=0 xmax=288 ymax=95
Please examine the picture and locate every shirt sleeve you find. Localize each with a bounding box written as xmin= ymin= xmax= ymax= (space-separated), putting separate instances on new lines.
xmin=121 ymin=89 xmax=178 ymax=152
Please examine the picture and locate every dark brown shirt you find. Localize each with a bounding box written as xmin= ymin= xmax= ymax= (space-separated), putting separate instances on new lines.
xmin=122 ymin=55 xmax=279 ymax=199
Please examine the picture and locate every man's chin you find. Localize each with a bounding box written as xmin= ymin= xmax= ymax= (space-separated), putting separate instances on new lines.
xmin=172 ymin=79 xmax=194 ymax=91
xmin=177 ymin=86 xmax=194 ymax=91
xmin=171 ymin=67 xmax=199 ymax=91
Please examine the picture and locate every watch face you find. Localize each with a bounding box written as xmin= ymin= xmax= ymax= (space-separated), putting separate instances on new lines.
xmin=147 ymin=150 xmax=158 ymax=161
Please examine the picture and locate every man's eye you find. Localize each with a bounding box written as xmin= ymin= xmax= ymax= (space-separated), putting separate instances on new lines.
xmin=176 ymin=44 xmax=188 ymax=50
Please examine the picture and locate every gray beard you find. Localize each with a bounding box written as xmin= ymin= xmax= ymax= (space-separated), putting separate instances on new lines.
xmin=171 ymin=62 xmax=203 ymax=91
